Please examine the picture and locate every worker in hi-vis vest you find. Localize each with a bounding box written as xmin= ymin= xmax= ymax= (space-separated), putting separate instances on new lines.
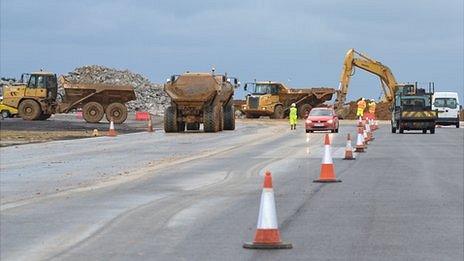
xmin=368 ymin=100 xmax=376 ymax=115
xmin=289 ymin=103 xmax=298 ymax=130
xmin=356 ymin=98 xmax=366 ymax=118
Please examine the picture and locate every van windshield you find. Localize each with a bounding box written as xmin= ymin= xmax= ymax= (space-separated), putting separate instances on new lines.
xmin=434 ymin=98 xmax=457 ymax=109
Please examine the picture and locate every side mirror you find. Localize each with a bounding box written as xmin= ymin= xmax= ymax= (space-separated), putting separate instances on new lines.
xmin=234 ymin=78 xmax=238 ymax=85
xmin=244 ymin=83 xmax=247 ymax=91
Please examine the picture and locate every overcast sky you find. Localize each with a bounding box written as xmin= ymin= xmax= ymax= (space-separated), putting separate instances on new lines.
xmin=1 ymin=0 xmax=463 ymax=100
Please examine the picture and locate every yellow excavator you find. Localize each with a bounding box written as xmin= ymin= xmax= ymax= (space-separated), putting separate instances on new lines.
xmin=335 ymin=49 xmax=437 ymax=134
xmin=334 ymin=48 xmax=398 ymax=113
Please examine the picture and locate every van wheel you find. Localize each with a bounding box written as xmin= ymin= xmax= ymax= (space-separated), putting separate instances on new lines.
xmin=19 ymin=99 xmax=42 ymax=120
xmin=422 ymin=129 xmax=427 ymax=134
xmin=430 ymin=128 xmax=435 ymax=134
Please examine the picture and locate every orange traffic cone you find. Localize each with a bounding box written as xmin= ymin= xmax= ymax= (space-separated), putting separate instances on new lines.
xmin=147 ymin=115 xmax=154 ymax=132
xmin=357 ymin=117 xmax=363 ymax=127
xmin=365 ymin=123 xmax=373 ymax=142
xmin=108 ymin=118 xmax=117 ymax=137
xmin=313 ymin=134 xmax=341 ymax=183
xmin=363 ymin=128 xmax=369 ymax=145
xmin=355 ymin=127 xmax=365 ymax=152
xmin=343 ymin=133 xmax=355 ymax=160
xmin=243 ymin=171 xmax=292 ymax=249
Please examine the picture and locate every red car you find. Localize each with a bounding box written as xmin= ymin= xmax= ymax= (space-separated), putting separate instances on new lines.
xmin=305 ymin=107 xmax=339 ymax=133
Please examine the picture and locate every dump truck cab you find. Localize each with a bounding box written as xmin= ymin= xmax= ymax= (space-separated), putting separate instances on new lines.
xmin=391 ymin=83 xmax=437 ymax=134
xmin=242 ymin=82 xmax=285 ymax=118
xmin=2 ymin=71 xmax=58 ymax=120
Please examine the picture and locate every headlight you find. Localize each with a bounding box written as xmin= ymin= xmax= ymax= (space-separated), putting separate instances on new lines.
xmin=306 ymin=120 xmax=312 ymax=123
xmin=262 ymin=107 xmax=266 ymax=110
xmin=242 ymin=105 xmax=247 ymax=109
xmin=327 ymin=119 xmax=333 ymax=124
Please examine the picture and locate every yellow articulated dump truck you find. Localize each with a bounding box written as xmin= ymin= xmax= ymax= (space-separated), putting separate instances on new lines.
xmin=2 ymin=71 xmax=136 ymax=123
xmin=241 ymin=81 xmax=335 ymax=119
xmin=164 ymin=71 xmax=239 ymax=133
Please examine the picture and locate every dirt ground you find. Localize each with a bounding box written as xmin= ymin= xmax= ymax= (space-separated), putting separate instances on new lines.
xmin=0 ymin=113 xmax=162 ymax=147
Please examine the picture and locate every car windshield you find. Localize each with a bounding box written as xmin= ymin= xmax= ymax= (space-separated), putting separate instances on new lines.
xmin=434 ymin=98 xmax=457 ymax=109
xmin=309 ymin=109 xmax=332 ymax=116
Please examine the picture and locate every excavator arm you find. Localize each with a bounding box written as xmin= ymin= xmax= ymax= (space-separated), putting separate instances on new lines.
xmin=335 ymin=49 xmax=398 ymax=110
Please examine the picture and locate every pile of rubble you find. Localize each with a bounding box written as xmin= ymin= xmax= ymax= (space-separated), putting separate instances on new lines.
xmin=60 ymin=65 xmax=170 ymax=115
xmin=344 ymin=101 xmax=391 ymax=120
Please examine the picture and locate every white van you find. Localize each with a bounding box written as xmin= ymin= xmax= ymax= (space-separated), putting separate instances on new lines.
xmin=432 ymin=92 xmax=460 ymax=128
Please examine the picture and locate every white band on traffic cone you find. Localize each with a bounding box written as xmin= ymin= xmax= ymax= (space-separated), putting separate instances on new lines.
xmin=322 ymin=144 xmax=333 ymax=164
xmin=256 ymin=188 xmax=278 ymax=229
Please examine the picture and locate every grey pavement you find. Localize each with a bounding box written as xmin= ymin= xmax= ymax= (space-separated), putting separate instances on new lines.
xmin=1 ymin=121 xmax=463 ymax=261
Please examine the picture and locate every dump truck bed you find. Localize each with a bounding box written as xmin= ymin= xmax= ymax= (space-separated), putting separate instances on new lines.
xmin=165 ymin=73 xmax=232 ymax=104
xmin=59 ymin=82 xmax=136 ymax=113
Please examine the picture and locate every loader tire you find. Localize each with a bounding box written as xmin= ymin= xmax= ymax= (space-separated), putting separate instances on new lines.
xmin=19 ymin=99 xmax=42 ymax=121
xmin=187 ymin=123 xmax=200 ymax=131
xmin=83 ymin=102 xmax=104 ymax=123
xmin=105 ymin=102 xmax=128 ymax=124
xmin=204 ymin=104 xmax=219 ymax=132
xmin=164 ymin=106 xmax=178 ymax=133
xmin=223 ymin=103 xmax=235 ymax=130
xmin=271 ymin=105 xmax=284 ymax=119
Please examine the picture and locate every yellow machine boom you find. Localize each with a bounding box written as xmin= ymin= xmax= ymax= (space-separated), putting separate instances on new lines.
xmin=335 ymin=48 xmax=398 ymax=110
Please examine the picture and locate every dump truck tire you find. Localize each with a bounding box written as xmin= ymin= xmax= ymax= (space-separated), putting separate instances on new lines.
xmin=218 ymin=106 xmax=224 ymax=131
xmin=83 ymin=102 xmax=104 ymax=123
xmin=271 ymin=105 xmax=284 ymax=119
xmin=187 ymin=123 xmax=200 ymax=130
xmin=223 ymin=103 xmax=235 ymax=130
xmin=105 ymin=102 xmax=128 ymax=124
xmin=19 ymin=99 xmax=42 ymax=121
xmin=298 ymin=104 xmax=312 ymax=119
xmin=204 ymin=104 xmax=219 ymax=132
xmin=164 ymin=106 xmax=178 ymax=133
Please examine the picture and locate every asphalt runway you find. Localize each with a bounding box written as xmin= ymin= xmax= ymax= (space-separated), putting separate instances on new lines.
xmin=1 ymin=121 xmax=463 ymax=260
